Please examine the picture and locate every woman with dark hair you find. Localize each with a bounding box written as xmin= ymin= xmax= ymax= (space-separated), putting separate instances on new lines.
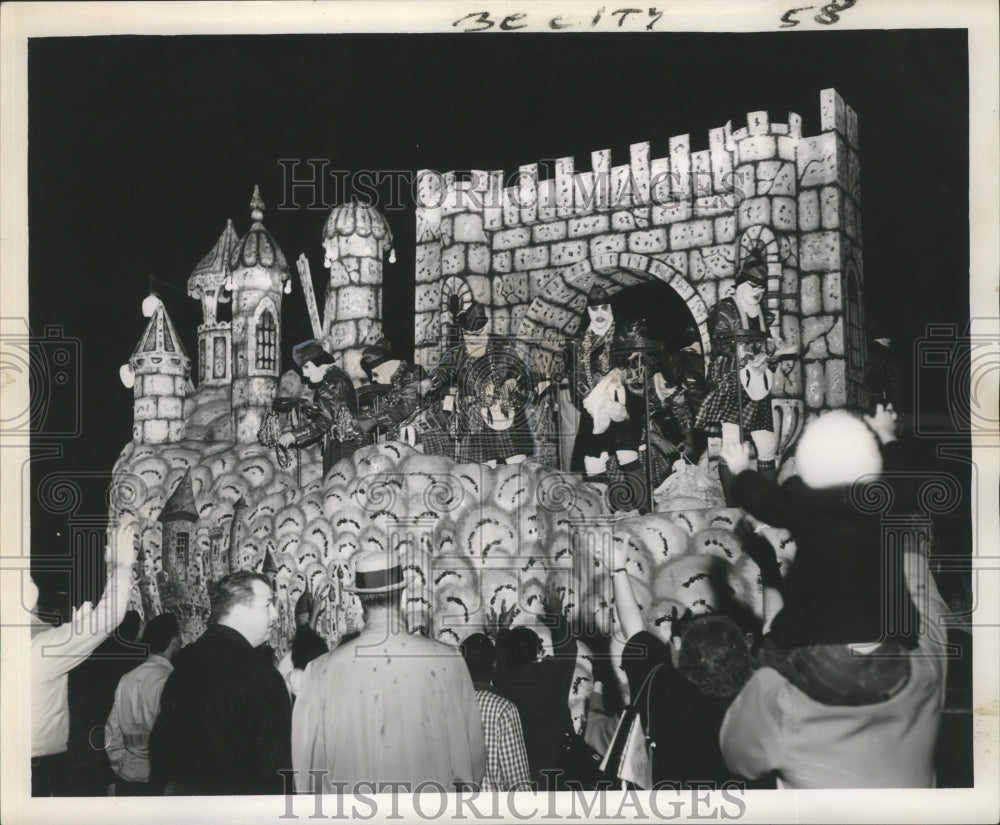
xmin=603 ymin=548 xmax=755 ymax=788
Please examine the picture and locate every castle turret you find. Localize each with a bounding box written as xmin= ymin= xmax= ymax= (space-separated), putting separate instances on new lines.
xmin=229 ymin=186 xmax=289 ymax=443
xmin=227 ymin=496 xmax=247 ymax=575
xmin=128 ymin=299 xmax=191 ymax=444
xmin=321 ymin=198 xmax=394 ymax=381
xmin=157 ymin=469 xmax=209 ymax=637
xmin=188 ymin=219 xmax=239 ymax=387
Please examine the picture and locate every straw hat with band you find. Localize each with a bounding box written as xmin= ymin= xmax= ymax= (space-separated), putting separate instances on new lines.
xmin=347 ymin=549 xmax=406 ymax=594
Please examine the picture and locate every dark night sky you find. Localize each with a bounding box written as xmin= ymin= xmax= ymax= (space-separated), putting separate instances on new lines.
xmin=27 ymin=30 xmax=970 ymax=603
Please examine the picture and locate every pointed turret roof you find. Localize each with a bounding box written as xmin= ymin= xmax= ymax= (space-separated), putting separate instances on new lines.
xmin=189 ymin=219 xmax=240 ymax=296
xmin=229 ymin=186 xmax=289 ymax=277
xmin=131 ymin=301 xmax=190 ymax=360
xmin=159 ymin=469 xmax=199 ymax=524
xmin=261 ymin=545 xmax=278 ymax=577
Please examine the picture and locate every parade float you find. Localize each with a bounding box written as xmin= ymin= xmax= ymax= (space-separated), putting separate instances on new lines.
xmin=110 ymin=89 xmax=866 ymax=721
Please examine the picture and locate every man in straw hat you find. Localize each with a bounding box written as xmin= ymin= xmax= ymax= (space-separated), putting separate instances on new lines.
xmin=278 ymin=339 xmax=361 ymax=474
xmin=291 ymin=548 xmax=486 ymax=793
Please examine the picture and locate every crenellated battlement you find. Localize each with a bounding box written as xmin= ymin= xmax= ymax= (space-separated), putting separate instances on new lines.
xmin=414 ymin=88 xmax=867 ymax=421
xmin=417 ymin=89 xmax=857 ymax=230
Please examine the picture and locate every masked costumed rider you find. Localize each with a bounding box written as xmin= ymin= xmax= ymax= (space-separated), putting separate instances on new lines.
xmin=570 ymin=284 xmax=647 ymax=510
xmin=695 ymin=249 xmax=795 ymax=502
xmin=278 ymin=339 xmax=361 ymax=474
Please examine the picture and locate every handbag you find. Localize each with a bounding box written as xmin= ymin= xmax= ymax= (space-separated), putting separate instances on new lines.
xmin=558 ymin=730 xmax=606 ymax=790
xmin=599 ymin=663 xmax=664 ymax=789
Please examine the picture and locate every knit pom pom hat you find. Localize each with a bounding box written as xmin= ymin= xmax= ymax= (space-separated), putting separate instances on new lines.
xmin=796 ymin=410 xmax=882 ymax=489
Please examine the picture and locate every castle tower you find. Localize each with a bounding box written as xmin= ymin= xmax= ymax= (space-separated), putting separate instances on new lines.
xmin=229 ymin=186 xmax=290 ymax=443
xmin=134 ymin=539 xmax=160 ymax=619
xmin=226 ymin=496 xmax=247 ymax=575
xmin=129 ymin=299 xmax=191 ymax=444
xmin=188 ymin=219 xmax=240 ymax=387
xmin=321 ymin=198 xmax=394 ymax=381
xmin=156 ymin=469 xmax=202 ymax=620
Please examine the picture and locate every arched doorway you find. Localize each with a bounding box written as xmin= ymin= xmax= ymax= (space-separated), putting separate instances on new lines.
xmin=514 ymin=252 xmax=711 ymax=470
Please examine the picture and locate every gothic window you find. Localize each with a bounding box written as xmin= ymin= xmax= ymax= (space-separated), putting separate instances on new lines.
xmin=175 ymin=532 xmax=189 ymax=575
xmin=255 ymin=309 xmax=277 ymax=371
xmin=845 ymin=264 xmax=865 ymax=377
xmin=213 ymin=336 xmax=227 ymax=379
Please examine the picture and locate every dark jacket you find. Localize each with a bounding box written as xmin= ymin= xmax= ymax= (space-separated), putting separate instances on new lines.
xmin=621 ymin=631 xmax=747 ymax=789
xmin=150 ymin=625 xmax=292 ymax=795
xmin=492 ymin=618 xmax=577 ymax=787
xmin=732 ymin=445 xmax=920 ymax=650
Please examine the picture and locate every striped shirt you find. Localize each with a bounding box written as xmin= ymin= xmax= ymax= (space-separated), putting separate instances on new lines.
xmin=475 ymin=687 xmax=532 ymax=792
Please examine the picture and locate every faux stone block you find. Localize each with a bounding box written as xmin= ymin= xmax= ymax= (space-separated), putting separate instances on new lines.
xmin=414 ymin=243 xmax=440 ymax=285
xmin=797 ymin=134 xmax=837 ymax=188
xmin=714 ymin=214 xmax=736 ymax=244
xmin=738 ymin=197 xmax=771 ymax=230
xmin=144 ymin=374 xmax=176 ymax=396
xmin=630 ymin=141 xmax=651 ymax=204
xmin=804 ymin=361 xmax=825 ymax=409
xmin=781 ymin=314 xmax=801 ymax=351
xmin=695 ymin=280 xmax=717 ymax=308
xmin=772 ymin=197 xmax=796 ymax=231
xmin=738 ymin=136 xmax=777 ymax=164
xmin=820 ymin=186 xmax=841 ymax=230
xmin=777 ymin=136 xmax=797 ymax=162
xmin=800 ymin=231 xmax=841 ymax=272
xmin=828 ymin=316 xmax=844 ymax=356
xmin=325 ymin=321 xmax=354 ymax=351
xmin=453 ymin=213 xmax=487 ymax=243
xmin=550 ymin=240 xmax=588 ymax=266
xmin=612 ymin=211 xmax=636 ymax=231
xmin=701 ymin=244 xmax=736 ymax=279
xmin=694 ymin=195 xmax=729 ymax=217
xmin=826 ymin=359 xmax=847 ymax=407
xmin=669 ymin=135 xmax=691 ymax=200
xmin=502 ymin=271 xmax=530 ymax=304
xmin=688 ymin=249 xmax=707 ymax=281
xmin=590 ymin=234 xmax=626 ymax=257
xmin=533 ymin=221 xmax=568 ymax=243
xmin=782 ymin=267 xmax=798 ymax=298
xmin=514 ymin=246 xmax=550 ymax=271
xmin=491 ymin=306 xmax=512 ymax=336
xmin=466 ymin=275 xmax=491 ymax=303
xmin=492 ymin=251 xmax=512 ymax=274
xmin=798 ymin=190 xmax=820 ymax=232
xmin=441 ymin=244 xmax=466 ymax=275
xmin=134 ymin=396 xmax=157 ymax=421
xmin=652 ymin=201 xmax=693 ymax=224
xmin=338 ymin=286 xmax=377 ymax=320
xmin=493 ymin=226 xmax=532 ymax=250
xmin=537 ymin=179 xmax=557 ymax=222
xmin=822 ymin=271 xmax=843 ymax=313
xmin=730 ymin=166 xmax=756 ymax=201
xmin=415 ymin=283 xmax=441 ymax=313
xmin=627 ymin=228 xmax=668 ymax=254
xmin=158 ymin=397 xmax=183 ymax=419
xmin=414 ymin=313 xmax=436 ymax=348
xmin=144 ymin=420 xmax=170 ymax=444
xmin=669 ymin=219 xmax=714 ymax=251
xmin=468 ymin=244 xmax=490 ymax=275
xmin=174 ymin=376 xmax=188 ymax=396
xmin=658 ymin=251 xmax=688 ymax=278
xmin=568 ymin=214 xmax=610 ymax=238
xmin=747 ymin=110 xmax=770 ymax=135
xmin=800 ymin=274 xmax=821 ymax=316
xmin=802 ymin=315 xmax=835 ymax=359
xmin=168 ymin=421 xmax=185 ymax=442
xmin=328 ymin=260 xmax=352 ymax=288
xmin=358 ymin=258 xmax=382 ymax=285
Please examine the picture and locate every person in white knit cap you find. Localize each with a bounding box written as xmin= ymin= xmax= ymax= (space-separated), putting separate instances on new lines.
xmin=718 ymin=407 xmax=947 ymax=788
